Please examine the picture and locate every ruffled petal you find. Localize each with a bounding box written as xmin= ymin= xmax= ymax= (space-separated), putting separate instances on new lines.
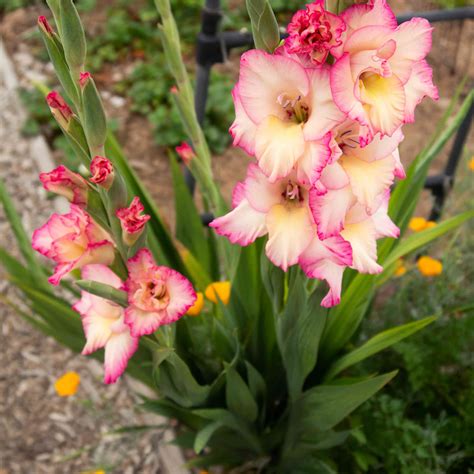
xmin=296 ymin=135 xmax=332 ymax=186
xmin=238 ymin=50 xmax=310 ymax=124
xmin=304 ymin=67 xmax=347 ymax=141
xmin=124 ymin=306 xmax=166 ymax=337
xmin=340 ymin=153 xmax=395 ymax=214
xmin=244 ymin=163 xmax=282 ymax=213
xmin=309 ymin=185 xmax=354 ymax=239
xmin=163 ymin=268 xmax=197 ymax=322
xmin=341 ymin=0 xmax=397 ymax=35
xmin=341 ymin=218 xmax=382 ymax=274
xmin=209 ymin=198 xmax=267 ymax=246
xmin=403 ymin=60 xmax=439 ymax=123
xmin=230 ymin=84 xmax=257 ymax=155
xmin=103 ymin=330 xmax=139 ymax=384
xmin=255 ymin=116 xmax=306 ymax=182
xmin=265 ymin=204 xmax=314 ymax=271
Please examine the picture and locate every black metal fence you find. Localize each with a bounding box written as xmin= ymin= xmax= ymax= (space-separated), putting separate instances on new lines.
xmin=189 ymin=2 xmax=474 ymax=222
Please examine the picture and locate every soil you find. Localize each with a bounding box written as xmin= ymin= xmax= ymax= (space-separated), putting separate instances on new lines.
xmin=0 ymin=2 xmax=473 ymax=473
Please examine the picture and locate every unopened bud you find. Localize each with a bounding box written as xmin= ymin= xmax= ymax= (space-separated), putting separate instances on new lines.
xmin=90 ymin=156 xmax=114 ymax=190
xmin=79 ymin=71 xmax=91 ymax=88
xmin=46 ymin=91 xmax=73 ymax=128
xmin=39 ymin=165 xmax=88 ymax=206
xmin=38 ymin=16 xmax=54 ymax=35
xmin=170 ymin=85 xmax=178 ymax=95
xmin=175 ymin=142 xmax=195 ymax=166
xmin=116 ymin=197 xmax=150 ymax=246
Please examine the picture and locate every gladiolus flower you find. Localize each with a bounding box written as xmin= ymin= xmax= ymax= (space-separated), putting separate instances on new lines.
xmin=73 ymin=265 xmax=139 ymax=384
xmin=38 ymin=16 xmax=53 ymax=35
xmin=330 ymin=0 xmax=438 ymax=141
xmin=32 ymin=205 xmax=115 ymax=285
xmin=116 ymin=197 xmax=151 ymax=246
xmin=205 ymin=281 xmax=231 ymax=305
xmin=230 ymin=50 xmax=345 ymax=184
xmin=187 ymin=291 xmax=204 ymax=316
xmin=417 ymin=256 xmax=442 ymax=276
xmin=210 ymin=163 xmax=352 ymax=276
xmin=46 ymin=91 xmax=74 ymax=129
xmin=175 ymin=142 xmax=195 ymax=166
xmin=124 ymin=249 xmax=196 ymax=337
xmin=39 ymin=165 xmax=89 ymax=207
xmin=284 ymin=0 xmax=346 ymax=66
xmin=90 ymin=156 xmax=114 ymax=190
xmin=54 ymin=371 xmax=80 ymax=397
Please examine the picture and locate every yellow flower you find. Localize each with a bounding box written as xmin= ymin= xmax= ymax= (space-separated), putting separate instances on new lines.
xmin=469 ymin=156 xmax=474 ymax=171
xmin=187 ymin=291 xmax=204 ymax=316
xmin=394 ymin=260 xmax=407 ymax=277
xmin=205 ymin=281 xmax=231 ymax=305
xmin=417 ymin=256 xmax=443 ymax=277
xmin=54 ymin=371 xmax=80 ymax=397
xmin=425 ymin=221 xmax=437 ymax=229
xmin=408 ymin=217 xmax=428 ymax=232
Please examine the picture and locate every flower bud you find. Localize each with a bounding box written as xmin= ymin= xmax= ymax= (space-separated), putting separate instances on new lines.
xmin=175 ymin=142 xmax=195 ymax=166
xmin=80 ymin=72 xmax=107 ymax=155
xmin=245 ymin=0 xmax=280 ymax=53
xmin=38 ymin=16 xmax=54 ymax=36
xmin=39 ymin=165 xmax=88 ymax=206
xmin=59 ymin=0 xmax=86 ymax=76
xmin=46 ymin=91 xmax=73 ymax=129
xmin=116 ymin=197 xmax=151 ymax=246
xmin=90 ymin=156 xmax=114 ymax=190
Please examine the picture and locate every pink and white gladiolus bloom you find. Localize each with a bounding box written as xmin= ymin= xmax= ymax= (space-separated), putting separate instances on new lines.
xmin=39 ymin=165 xmax=89 ymax=207
xmin=330 ymin=0 xmax=438 ymax=141
xmin=73 ymin=265 xmax=139 ymax=384
xmin=90 ymin=155 xmax=114 ymax=190
xmin=124 ymin=249 xmax=196 ymax=337
xmin=284 ymin=0 xmax=346 ymax=66
xmin=32 ymin=205 xmax=115 ymax=285
xmin=116 ymin=197 xmax=151 ymax=246
xmin=230 ymin=50 xmax=346 ymax=184
xmin=210 ymin=163 xmax=352 ymax=297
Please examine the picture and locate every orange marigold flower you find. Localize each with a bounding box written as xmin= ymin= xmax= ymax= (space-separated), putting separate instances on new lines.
xmin=409 ymin=217 xmax=428 ymax=232
xmin=469 ymin=156 xmax=474 ymax=171
xmin=417 ymin=256 xmax=443 ymax=277
xmin=394 ymin=260 xmax=407 ymax=277
xmin=205 ymin=281 xmax=231 ymax=305
xmin=54 ymin=371 xmax=80 ymax=397
xmin=187 ymin=292 xmax=204 ymax=316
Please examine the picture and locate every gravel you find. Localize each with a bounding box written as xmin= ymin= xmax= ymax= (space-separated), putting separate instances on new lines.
xmin=0 ymin=40 xmax=165 ymax=474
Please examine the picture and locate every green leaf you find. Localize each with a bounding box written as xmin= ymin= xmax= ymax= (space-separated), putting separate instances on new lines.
xmin=154 ymin=352 xmax=211 ymax=407
xmin=193 ymin=408 xmax=263 ymax=454
xmin=59 ymin=0 xmax=86 ymax=74
xmin=194 ymin=420 xmax=224 ymax=453
xmin=277 ymin=272 xmax=328 ymax=401
xmin=0 ymin=179 xmax=48 ymax=287
xmin=245 ymin=361 xmax=267 ymax=405
xmin=170 ymin=154 xmax=212 ymax=274
xmin=297 ymin=371 xmax=397 ymax=432
xmin=82 ymin=76 xmax=107 ymax=153
xmin=39 ymin=28 xmax=79 ymax=105
xmin=383 ymin=210 xmax=474 ymax=270
xmin=225 ymin=366 xmax=258 ymax=423
xmin=76 ymin=279 xmax=128 ymax=307
xmin=246 ymin=0 xmax=280 ymax=52
xmin=324 ymin=316 xmax=437 ymax=381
